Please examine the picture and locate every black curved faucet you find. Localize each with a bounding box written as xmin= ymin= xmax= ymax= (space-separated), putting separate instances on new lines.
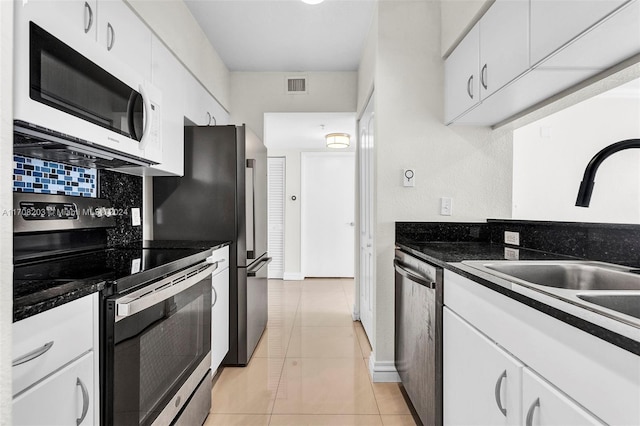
xmin=576 ymin=138 xmax=640 ymax=207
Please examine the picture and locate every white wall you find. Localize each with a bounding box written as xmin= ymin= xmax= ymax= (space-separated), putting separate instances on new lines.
xmin=231 ymin=72 xmax=359 ymax=278
xmin=126 ymin=0 xmax=231 ymax=110
xmin=359 ymin=0 xmax=512 ymax=379
xmin=513 ymin=91 xmax=640 ymax=223
xmin=230 ymin=72 xmax=358 ymax=139
xmin=0 ymin=2 xmax=13 ymax=423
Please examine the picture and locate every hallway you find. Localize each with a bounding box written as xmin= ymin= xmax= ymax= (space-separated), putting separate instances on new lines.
xmin=205 ymin=279 xmax=417 ymax=426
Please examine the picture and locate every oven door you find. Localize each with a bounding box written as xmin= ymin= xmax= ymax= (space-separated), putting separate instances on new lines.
xmin=103 ymin=262 xmax=214 ymax=426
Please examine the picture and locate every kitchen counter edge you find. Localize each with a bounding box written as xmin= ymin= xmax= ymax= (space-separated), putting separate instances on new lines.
xmin=396 ymin=242 xmax=640 ymax=356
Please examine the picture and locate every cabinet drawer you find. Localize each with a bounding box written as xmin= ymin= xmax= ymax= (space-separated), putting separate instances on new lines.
xmin=13 ymin=351 xmax=95 ymax=426
xmin=444 ymin=270 xmax=640 ymax=425
xmin=13 ymin=294 xmax=95 ymax=396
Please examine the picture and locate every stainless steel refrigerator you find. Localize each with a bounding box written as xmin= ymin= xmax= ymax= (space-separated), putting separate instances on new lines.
xmin=153 ymin=125 xmax=269 ymax=366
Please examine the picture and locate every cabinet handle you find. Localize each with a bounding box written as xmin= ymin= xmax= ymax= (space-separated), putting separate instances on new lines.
xmin=467 ymin=75 xmax=474 ymax=99
xmin=494 ymin=370 xmax=507 ymax=416
xmin=525 ymin=398 xmax=540 ymax=426
xmin=481 ymin=64 xmax=488 ymax=90
xmin=12 ymin=341 xmax=54 ymax=366
xmin=83 ymin=2 xmax=93 ymax=34
xmin=107 ymin=23 xmax=115 ymax=51
xmin=206 ymin=111 xmax=212 ymax=126
xmin=76 ymin=377 xmax=90 ymax=425
xmin=212 ymin=285 xmax=218 ymax=307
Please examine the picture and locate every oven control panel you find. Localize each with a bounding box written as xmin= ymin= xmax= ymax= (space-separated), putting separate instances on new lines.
xmin=18 ymin=201 xmax=78 ymax=220
xmin=13 ymin=193 xmax=116 ymax=233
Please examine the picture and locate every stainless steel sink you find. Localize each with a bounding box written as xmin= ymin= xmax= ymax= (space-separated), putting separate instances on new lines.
xmin=462 ymin=260 xmax=640 ymax=291
xmin=577 ymin=294 xmax=640 ymax=320
xmin=461 ymin=260 xmax=640 ymax=326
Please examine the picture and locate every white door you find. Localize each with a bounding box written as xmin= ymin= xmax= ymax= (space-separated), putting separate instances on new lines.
xmin=358 ymin=93 xmax=375 ymax=342
xmin=267 ymin=157 xmax=285 ymax=279
xmin=301 ymin=152 xmax=355 ymax=277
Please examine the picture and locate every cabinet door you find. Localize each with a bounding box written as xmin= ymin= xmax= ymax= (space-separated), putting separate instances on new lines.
xmin=479 ymin=0 xmax=529 ymax=98
xmin=522 ymin=368 xmax=604 ymax=426
xmin=183 ymin=72 xmax=210 ymax=126
xmin=211 ymin=267 xmax=230 ymax=372
xmin=444 ymin=23 xmax=480 ymax=124
xmin=13 ymin=352 xmax=95 ymax=426
xmin=97 ymin=0 xmax=152 ymax=80
xmin=19 ymin=0 xmax=98 ymax=42
xmin=530 ymin=0 xmax=629 ymax=65
xmin=444 ymin=308 xmax=523 ymax=426
xmin=150 ymin=36 xmax=185 ymax=176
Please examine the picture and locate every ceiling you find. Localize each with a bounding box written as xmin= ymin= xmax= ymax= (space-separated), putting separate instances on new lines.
xmin=264 ymin=112 xmax=357 ymax=151
xmin=183 ymin=0 xmax=376 ymax=72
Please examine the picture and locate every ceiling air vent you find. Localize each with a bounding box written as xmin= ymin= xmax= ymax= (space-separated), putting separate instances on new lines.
xmin=286 ymin=76 xmax=308 ymax=94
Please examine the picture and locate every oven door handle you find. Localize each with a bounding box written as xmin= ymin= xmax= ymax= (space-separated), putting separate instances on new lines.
xmin=115 ymin=262 xmax=216 ymax=320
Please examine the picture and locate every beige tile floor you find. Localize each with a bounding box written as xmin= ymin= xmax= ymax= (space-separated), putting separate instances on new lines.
xmin=205 ymin=279 xmax=418 ymax=426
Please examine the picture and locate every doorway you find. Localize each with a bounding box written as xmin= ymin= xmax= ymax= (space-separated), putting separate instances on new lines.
xmin=301 ymin=152 xmax=356 ymax=278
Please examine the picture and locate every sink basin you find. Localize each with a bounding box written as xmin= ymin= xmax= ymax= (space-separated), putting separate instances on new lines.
xmin=463 ymin=261 xmax=640 ymax=291
xmin=577 ymin=294 xmax=640 ymax=320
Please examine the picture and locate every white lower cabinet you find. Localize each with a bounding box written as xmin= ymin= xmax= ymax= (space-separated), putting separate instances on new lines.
xmin=444 ymin=308 xmax=523 ymax=426
xmin=444 ymin=270 xmax=640 ymax=425
xmin=12 ymin=294 xmax=99 ymax=425
xmin=13 ymin=352 xmax=94 ymax=426
xmin=210 ymin=246 xmax=230 ymax=373
xmin=444 ymin=307 xmax=604 ymax=426
xmin=522 ymin=368 xmax=603 ymax=426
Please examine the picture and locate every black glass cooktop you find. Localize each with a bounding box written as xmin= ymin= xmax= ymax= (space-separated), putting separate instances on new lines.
xmin=14 ymin=246 xmax=212 ymax=298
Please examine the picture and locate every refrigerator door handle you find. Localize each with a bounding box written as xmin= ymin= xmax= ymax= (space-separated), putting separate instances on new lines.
xmin=248 ymin=257 xmax=272 ymax=277
xmin=246 ymin=158 xmax=257 ymax=260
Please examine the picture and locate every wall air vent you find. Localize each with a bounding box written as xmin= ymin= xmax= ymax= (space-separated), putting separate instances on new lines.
xmin=286 ymin=76 xmax=308 ymax=94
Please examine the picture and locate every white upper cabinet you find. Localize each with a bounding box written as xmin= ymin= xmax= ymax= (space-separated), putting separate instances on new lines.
xmin=444 ymin=24 xmax=480 ymax=123
xmin=445 ymin=0 xmax=529 ymax=124
xmin=445 ymin=0 xmax=640 ymax=126
xmin=96 ymin=0 xmax=152 ymax=80
xmin=479 ymin=0 xmax=529 ymax=99
xmin=530 ymin=0 xmax=629 ymax=66
xmin=149 ymin=36 xmax=185 ymax=176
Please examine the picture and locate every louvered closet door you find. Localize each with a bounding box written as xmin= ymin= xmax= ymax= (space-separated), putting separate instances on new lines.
xmin=268 ymin=157 xmax=285 ymax=279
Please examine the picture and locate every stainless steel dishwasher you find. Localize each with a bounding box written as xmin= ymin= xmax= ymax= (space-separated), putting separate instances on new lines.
xmin=394 ymin=247 xmax=443 ymax=426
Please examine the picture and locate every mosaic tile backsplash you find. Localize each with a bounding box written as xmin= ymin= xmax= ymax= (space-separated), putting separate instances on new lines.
xmin=13 ymin=155 xmax=97 ymax=197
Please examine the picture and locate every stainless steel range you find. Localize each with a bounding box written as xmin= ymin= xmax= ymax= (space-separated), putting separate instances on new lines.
xmin=13 ymin=193 xmax=215 ymax=426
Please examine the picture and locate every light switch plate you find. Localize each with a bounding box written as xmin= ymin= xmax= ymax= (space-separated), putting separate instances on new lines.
xmin=440 ymin=197 xmax=452 ymax=216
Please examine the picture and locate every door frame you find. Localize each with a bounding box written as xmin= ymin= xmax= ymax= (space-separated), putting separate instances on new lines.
xmin=300 ymin=151 xmax=356 ymax=278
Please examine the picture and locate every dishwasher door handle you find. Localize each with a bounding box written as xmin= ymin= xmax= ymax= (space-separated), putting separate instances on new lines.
xmin=394 ymin=259 xmax=436 ymax=289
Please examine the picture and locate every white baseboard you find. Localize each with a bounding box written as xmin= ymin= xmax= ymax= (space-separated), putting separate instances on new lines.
xmin=351 ymin=308 xmax=360 ymax=321
xmin=282 ymin=272 xmax=305 ymax=281
xmin=368 ymin=352 xmax=401 ymax=383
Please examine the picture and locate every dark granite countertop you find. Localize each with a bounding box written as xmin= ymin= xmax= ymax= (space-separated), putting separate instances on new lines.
xmin=395 ymin=240 xmax=640 ymax=355
xmin=13 ymin=240 xmax=231 ymax=322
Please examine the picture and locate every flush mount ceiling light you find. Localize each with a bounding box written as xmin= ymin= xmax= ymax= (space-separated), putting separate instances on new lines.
xmin=325 ymin=133 xmax=350 ymax=149
xmin=301 ymin=0 xmax=324 ymax=4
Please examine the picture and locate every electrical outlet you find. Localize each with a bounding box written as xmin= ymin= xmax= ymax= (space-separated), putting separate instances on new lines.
xmin=131 ymin=208 xmax=141 ymax=226
xmin=504 ymin=231 xmax=520 ymax=246
xmin=440 ymin=197 xmax=452 ymax=216
xmin=504 ymin=247 xmax=520 ymax=260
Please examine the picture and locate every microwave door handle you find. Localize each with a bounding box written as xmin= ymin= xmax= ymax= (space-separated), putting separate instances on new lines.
xmin=137 ymin=85 xmax=153 ymax=150
xmin=126 ymin=92 xmax=139 ymax=141
xmin=246 ymin=159 xmax=256 ymax=259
